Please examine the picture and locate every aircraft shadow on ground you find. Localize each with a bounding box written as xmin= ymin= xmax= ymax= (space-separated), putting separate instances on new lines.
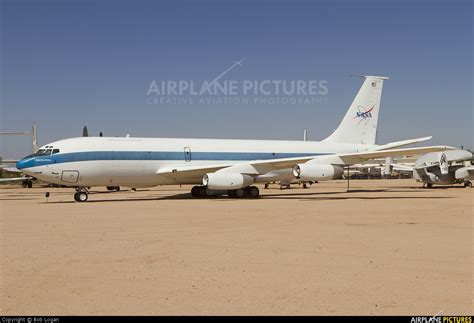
xmin=40 ymin=188 xmax=454 ymax=203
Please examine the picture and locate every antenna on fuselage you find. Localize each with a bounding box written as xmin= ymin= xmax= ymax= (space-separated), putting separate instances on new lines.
xmin=82 ymin=126 xmax=89 ymax=137
xmin=303 ymin=129 xmax=308 ymax=141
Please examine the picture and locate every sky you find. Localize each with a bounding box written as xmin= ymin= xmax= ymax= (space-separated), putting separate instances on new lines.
xmin=1 ymin=0 xmax=472 ymax=158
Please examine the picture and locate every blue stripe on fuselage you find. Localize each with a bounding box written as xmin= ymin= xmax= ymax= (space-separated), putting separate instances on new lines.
xmin=16 ymin=151 xmax=329 ymax=170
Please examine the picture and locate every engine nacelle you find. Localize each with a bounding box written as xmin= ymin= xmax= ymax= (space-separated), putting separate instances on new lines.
xmin=292 ymin=163 xmax=343 ymax=181
xmin=455 ymin=166 xmax=471 ymax=180
xmin=202 ymin=173 xmax=254 ymax=190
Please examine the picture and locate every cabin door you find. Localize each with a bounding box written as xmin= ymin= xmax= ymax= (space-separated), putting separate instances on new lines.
xmin=184 ymin=147 xmax=192 ymax=162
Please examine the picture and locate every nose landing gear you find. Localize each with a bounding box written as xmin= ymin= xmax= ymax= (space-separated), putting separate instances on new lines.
xmin=74 ymin=188 xmax=89 ymax=202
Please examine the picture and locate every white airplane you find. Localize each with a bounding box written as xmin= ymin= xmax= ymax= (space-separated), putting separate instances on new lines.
xmin=15 ymin=76 xmax=454 ymax=202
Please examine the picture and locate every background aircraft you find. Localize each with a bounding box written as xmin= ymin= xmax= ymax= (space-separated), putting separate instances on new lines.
xmin=391 ymin=149 xmax=473 ymax=187
xmin=0 ymin=124 xmax=38 ymax=187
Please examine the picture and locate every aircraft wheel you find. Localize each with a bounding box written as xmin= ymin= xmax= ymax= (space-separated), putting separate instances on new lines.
xmin=426 ymin=183 xmax=433 ymax=188
xmin=191 ymin=186 xmax=199 ymax=197
xmin=27 ymin=181 xmax=33 ymax=188
xmin=74 ymin=192 xmax=88 ymax=202
xmin=227 ymin=190 xmax=236 ymax=198
xmin=198 ymin=186 xmax=207 ymax=197
xmin=235 ymin=188 xmax=245 ymax=198
xmin=465 ymin=181 xmax=472 ymax=188
xmin=248 ymin=186 xmax=260 ymax=198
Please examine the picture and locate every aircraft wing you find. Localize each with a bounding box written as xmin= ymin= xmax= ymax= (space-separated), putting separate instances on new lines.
xmin=156 ymin=146 xmax=453 ymax=180
xmin=337 ymin=146 xmax=455 ymax=165
xmin=0 ymin=177 xmax=29 ymax=182
xmin=0 ymin=166 xmax=20 ymax=173
xmin=391 ymin=164 xmax=414 ymax=172
xmin=156 ymin=156 xmax=321 ymax=179
xmin=156 ymin=162 xmax=235 ymax=178
xmin=374 ymin=136 xmax=432 ymax=151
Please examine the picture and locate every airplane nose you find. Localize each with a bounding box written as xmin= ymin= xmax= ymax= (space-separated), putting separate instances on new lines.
xmin=16 ymin=158 xmax=34 ymax=170
xmin=16 ymin=159 xmax=26 ymax=170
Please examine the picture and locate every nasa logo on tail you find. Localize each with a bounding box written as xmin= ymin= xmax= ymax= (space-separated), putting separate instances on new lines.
xmin=354 ymin=104 xmax=375 ymax=125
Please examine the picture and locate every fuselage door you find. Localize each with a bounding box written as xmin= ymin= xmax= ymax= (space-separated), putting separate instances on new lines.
xmin=184 ymin=147 xmax=191 ymax=162
xmin=61 ymin=170 xmax=79 ymax=183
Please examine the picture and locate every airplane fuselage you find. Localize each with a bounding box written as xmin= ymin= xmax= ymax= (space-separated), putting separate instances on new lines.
xmin=17 ymin=137 xmax=376 ymax=188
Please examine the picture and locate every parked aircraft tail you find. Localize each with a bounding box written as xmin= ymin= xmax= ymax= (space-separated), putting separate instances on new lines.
xmin=323 ymin=75 xmax=388 ymax=145
xmin=32 ymin=124 xmax=38 ymax=153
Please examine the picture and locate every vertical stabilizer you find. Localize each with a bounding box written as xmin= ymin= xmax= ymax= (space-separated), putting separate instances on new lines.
xmin=323 ymin=75 xmax=388 ymax=145
xmin=32 ymin=124 xmax=38 ymax=153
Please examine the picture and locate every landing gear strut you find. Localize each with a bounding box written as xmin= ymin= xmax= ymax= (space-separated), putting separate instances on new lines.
xmin=74 ymin=188 xmax=89 ymax=202
xmin=22 ymin=180 xmax=33 ymax=188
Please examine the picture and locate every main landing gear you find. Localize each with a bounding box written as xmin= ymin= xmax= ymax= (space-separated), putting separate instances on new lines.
xmin=74 ymin=188 xmax=89 ymax=202
xmin=191 ymin=185 xmax=260 ymax=198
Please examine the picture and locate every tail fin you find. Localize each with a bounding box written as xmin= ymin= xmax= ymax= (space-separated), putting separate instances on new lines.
xmin=323 ymin=75 xmax=388 ymax=145
xmin=31 ymin=123 xmax=38 ymax=153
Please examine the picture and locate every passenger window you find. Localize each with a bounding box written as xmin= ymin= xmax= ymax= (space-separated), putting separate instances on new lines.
xmin=52 ymin=149 xmax=60 ymax=154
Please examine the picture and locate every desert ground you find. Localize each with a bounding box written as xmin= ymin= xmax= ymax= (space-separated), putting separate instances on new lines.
xmin=0 ymin=179 xmax=472 ymax=315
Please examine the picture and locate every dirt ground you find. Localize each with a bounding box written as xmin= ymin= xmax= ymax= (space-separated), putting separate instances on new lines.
xmin=0 ymin=179 xmax=472 ymax=315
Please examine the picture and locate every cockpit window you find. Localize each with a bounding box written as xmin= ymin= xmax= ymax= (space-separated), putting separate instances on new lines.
xmin=22 ymin=147 xmax=60 ymax=159
xmin=35 ymin=149 xmax=47 ymax=155
xmin=35 ymin=149 xmax=50 ymax=156
xmin=24 ymin=149 xmax=51 ymax=158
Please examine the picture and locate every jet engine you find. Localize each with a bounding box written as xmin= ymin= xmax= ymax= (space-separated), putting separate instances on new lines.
xmin=292 ymin=164 xmax=343 ymax=181
xmin=202 ymin=173 xmax=254 ymax=190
